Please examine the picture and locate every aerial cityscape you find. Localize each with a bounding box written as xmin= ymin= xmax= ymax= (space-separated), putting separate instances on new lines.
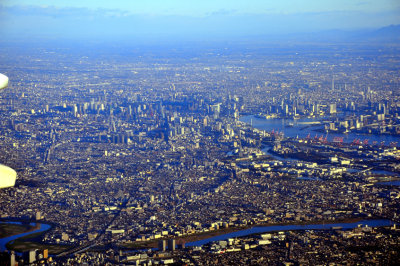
xmin=1 ymin=0 xmax=400 ymax=265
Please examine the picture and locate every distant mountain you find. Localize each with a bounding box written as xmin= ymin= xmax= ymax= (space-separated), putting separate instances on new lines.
xmin=364 ymin=24 xmax=400 ymax=43
xmin=310 ymin=24 xmax=400 ymax=44
xmin=239 ymin=25 xmax=400 ymax=45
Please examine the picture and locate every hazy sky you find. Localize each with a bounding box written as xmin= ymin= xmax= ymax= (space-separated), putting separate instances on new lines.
xmin=1 ymin=0 xmax=400 ymax=42
xmin=3 ymin=0 xmax=400 ymax=16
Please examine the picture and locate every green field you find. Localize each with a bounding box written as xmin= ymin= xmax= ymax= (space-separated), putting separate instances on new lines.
xmin=0 ymin=223 xmax=35 ymax=238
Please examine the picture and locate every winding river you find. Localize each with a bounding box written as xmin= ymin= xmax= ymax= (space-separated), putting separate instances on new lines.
xmin=0 ymin=222 xmax=51 ymax=252
xmin=186 ymin=219 xmax=395 ymax=247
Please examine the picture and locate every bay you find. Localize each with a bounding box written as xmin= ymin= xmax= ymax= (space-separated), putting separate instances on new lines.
xmin=240 ymin=115 xmax=400 ymax=145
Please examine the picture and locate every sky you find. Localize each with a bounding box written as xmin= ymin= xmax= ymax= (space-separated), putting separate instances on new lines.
xmin=1 ymin=0 xmax=400 ymax=42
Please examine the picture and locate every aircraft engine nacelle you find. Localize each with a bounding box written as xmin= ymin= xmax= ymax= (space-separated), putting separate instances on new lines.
xmin=0 ymin=73 xmax=9 ymax=90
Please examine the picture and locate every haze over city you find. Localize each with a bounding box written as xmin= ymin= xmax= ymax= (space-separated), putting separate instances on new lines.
xmin=1 ymin=0 xmax=400 ymax=41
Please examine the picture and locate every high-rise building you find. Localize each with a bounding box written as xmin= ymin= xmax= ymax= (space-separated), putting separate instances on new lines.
xmin=159 ymin=240 xmax=167 ymax=251
xmin=168 ymin=239 xmax=176 ymax=251
xmin=43 ymin=249 xmax=48 ymax=259
xmin=10 ymin=251 xmax=15 ymax=266
xmin=329 ymin=104 xmax=337 ymax=114
xmin=24 ymin=250 xmax=36 ymax=264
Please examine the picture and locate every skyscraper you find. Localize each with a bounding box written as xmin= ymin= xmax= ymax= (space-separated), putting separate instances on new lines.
xmin=168 ymin=239 xmax=176 ymax=251
xmin=329 ymin=103 xmax=337 ymax=114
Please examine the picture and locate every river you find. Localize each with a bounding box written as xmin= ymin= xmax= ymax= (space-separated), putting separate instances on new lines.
xmin=186 ymin=219 xmax=394 ymax=247
xmin=240 ymin=115 xmax=400 ymax=144
xmin=0 ymin=222 xmax=51 ymax=252
xmin=377 ymin=180 xmax=400 ymax=186
xmin=240 ymin=115 xmax=400 ymax=177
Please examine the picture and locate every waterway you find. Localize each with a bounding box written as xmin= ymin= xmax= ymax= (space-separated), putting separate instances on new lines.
xmin=377 ymin=180 xmax=400 ymax=186
xmin=0 ymin=222 xmax=51 ymax=252
xmin=240 ymin=115 xmax=400 ymax=144
xmin=186 ymin=219 xmax=394 ymax=247
xmin=261 ymin=147 xmax=297 ymax=162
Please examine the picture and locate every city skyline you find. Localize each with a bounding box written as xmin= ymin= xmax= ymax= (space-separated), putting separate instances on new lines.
xmin=0 ymin=40 xmax=400 ymax=264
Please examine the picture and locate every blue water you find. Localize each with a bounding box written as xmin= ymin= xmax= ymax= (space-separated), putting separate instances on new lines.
xmin=298 ymin=177 xmax=321 ymax=181
xmin=186 ymin=219 xmax=394 ymax=247
xmin=372 ymin=170 xmax=399 ymax=176
xmin=377 ymin=181 xmax=400 ymax=186
xmin=0 ymin=222 xmax=51 ymax=251
xmin=240 ymin=115 xmax=400 ymax=145
xmin=346 ymin=168 xmax=399 ymax=177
